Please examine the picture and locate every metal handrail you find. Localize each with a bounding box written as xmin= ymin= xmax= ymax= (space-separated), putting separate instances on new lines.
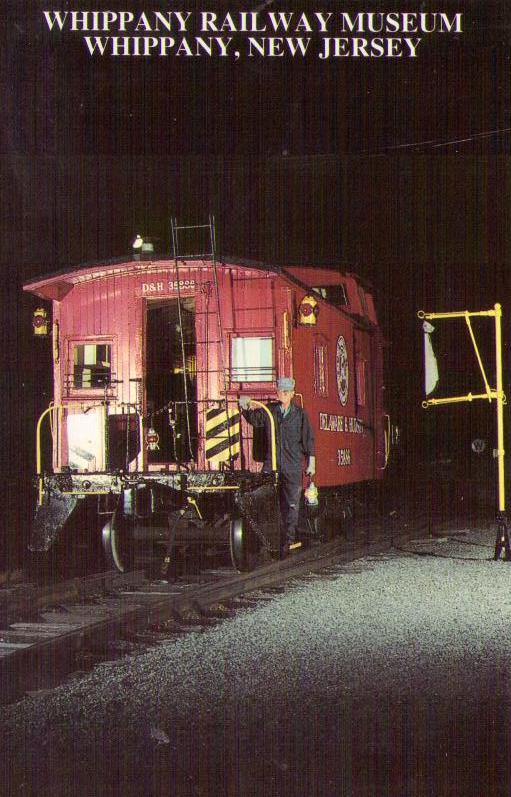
xmin=246 ymin=399 xmax=278 ymax=473
xmin=35 ymin=396 xmax=278 ymax=500
xmin=36 ymin=402 xmax=63 ymax=505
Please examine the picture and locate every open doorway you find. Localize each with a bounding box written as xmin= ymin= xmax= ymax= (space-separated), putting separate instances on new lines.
xmin=146 ymin=297 xmax=197 ymax=463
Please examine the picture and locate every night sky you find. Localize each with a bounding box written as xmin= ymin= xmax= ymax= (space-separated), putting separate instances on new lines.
xmin=2 ymin=0 xmax=511 ymax=565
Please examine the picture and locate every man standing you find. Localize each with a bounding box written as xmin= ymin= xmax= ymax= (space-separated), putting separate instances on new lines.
xmin=239 ymin=377 xmax=315 ymax=552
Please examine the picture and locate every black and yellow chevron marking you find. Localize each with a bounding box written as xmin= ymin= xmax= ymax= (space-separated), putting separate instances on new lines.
xmin=205 ymin=406 xmax=241 ymax=463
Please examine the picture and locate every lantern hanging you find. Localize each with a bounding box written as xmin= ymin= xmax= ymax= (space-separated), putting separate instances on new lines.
xmin=146 ymin=427 xmax=160 ymax=451
xmin=32 ymin=307 xmax=49 ymax=336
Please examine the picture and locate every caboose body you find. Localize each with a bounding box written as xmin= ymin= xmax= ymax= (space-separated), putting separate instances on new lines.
xmin=24 ymin=253 xmax=390 ymax=572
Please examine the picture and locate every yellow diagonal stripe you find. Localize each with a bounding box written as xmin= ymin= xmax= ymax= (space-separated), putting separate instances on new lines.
xmin=205 ymin=407 xmax=240 ymax=462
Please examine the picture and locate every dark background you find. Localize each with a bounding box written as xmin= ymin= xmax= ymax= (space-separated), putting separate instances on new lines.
xmin=2 ymin=0 xmax=511 ymax=567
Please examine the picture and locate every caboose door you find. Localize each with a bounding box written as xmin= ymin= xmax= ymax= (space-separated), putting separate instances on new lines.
xmin=145 ymin=298 xmax=198 ymax=464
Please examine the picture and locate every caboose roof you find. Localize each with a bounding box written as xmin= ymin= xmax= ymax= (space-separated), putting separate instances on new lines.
xmin=23 ymin=256 xmax=360 ymax=301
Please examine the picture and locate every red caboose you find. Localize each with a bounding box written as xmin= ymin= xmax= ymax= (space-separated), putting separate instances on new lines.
xmin=24 ymin=233 xmax=390 ymax=573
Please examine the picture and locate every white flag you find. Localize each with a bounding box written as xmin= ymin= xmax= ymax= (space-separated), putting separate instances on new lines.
xmin=423 ymin=321 xmax=439 ymax=396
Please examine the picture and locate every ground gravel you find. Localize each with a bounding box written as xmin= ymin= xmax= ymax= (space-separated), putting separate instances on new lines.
xmin=2 ymin=528 xmax=511 ymax=796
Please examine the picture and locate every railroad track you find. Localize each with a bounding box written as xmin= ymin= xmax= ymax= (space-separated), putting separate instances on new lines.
xmin=0 ymin=524 xmax=414 ymax=705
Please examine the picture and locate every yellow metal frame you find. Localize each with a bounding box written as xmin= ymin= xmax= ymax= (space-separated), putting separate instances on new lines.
xmin=418 ymin=304 xmax=506 ymax=512
xmin=282 ymin=311 xmax=290 ymax=350
xmin=247 ymin=399 xmax=278 ymax=473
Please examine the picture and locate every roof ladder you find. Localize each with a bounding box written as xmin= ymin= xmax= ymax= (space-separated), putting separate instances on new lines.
xmin=169 ymin=216 xmax=233 ymax=465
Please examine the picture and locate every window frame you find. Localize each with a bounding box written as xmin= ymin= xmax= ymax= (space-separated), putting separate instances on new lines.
xmin=229 ymin=333 xmax=275 ymax=386
xmin=312 ymin=283 xmax=349 ymax=309
xmin=355 ymin=358 xmax=367 ymax=408
xmin=65 ymin=336 xmax=117 ymax=397
xmin=313 ymin=342 xmax=329 ymax=397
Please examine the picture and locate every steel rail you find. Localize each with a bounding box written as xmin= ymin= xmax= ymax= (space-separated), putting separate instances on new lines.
xmin=0 ymin=528 xmax=411 ymax=705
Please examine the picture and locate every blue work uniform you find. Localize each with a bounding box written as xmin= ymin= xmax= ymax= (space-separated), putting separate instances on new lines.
xmin=243 ymin=402 xmax=315 ymax=543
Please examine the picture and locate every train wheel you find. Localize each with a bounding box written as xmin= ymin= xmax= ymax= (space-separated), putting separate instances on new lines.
xmin=102 ymin=510 xmax=134 ymax=573
xmin=229 ymin=516 xmax=259 ymax=572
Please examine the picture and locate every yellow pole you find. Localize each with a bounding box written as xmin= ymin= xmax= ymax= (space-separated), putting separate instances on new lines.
xmin=36 ymin=403 xmax=61 ymax=505
xmin=138 ymin=411 xmax=145 ymax=472
xmin=494 ymin=303 xmax=506 ymax=513
xmin=422 ymin=392 xmax=499 ymax=408
xmin=418 ymin=309 xmax=496 ymax=320
xmin=419 ymin=304 xmax=508 ymax=556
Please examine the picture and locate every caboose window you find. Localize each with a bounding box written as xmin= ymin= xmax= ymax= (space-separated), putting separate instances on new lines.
xmin=73 ymin=343 xmax=112 ymax=389
xmin=356 ymin=360 xmax=367 ymax=407
xmin=314 ymin=344 xmax=328 ymax=397
xmin=312 ymin=284 xmax=348 ymax=308
xmin=231 ymin=336 xmax=273 ymax=382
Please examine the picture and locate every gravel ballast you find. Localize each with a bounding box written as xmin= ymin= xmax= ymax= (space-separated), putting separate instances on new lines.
xmin=2 ymin=528 xmax=510 ymax=796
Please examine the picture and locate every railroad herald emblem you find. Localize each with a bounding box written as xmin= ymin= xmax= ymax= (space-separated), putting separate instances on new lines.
xmin=336 ymin=335 xmax=349 ymax=406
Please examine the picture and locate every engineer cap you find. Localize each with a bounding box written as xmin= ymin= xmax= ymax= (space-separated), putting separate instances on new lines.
xmin=277 ymin=376 xmax=295 ymax=391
